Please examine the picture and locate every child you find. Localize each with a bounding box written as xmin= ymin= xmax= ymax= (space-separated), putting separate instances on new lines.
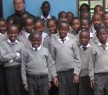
xmin=103 ymin=12 xmax=108 ymax=29
xmin=51 ymin=21 xmax=81 ymax=95
xmin=0 ymin=18 xmax=7 ymax=42
xmin=70 ymin=17 xmax=81 ymax=35
xmin=79 ymin=30 xmax=93 ymax=95
xmin=80 ymin=12 xmax=90 ymax=20
xmin=43 ymin=18 xmax=57 ymax=51
xmin=0 ymin=25 xmax=25 ymax=95
xmin=58 ymin=11 xmax=67 ymax=19
xmin=66 ymin=11 xmax=74 ymax=25
xmin=94 ymin=5 xmax=104 ymax=15
xmin=0 ymin=18 xmax=8 ymax=95
xmin=18 ymin=15 xmax=35 ymax=48
xmin=89 ymin=26 xmax=108 ymax=95
xmin=21 ymin=31 xmax=57 ymax=95
xmin=34 ymin=18 xmax=48 ymax=44
xmin=90 ymin=13 xmax=103 ymax=40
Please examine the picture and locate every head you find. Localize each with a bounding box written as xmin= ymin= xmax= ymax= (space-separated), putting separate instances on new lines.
xmin=0 ymin=18 xmax=7 ymax=34
xmin=80 ymin=12 xmax=90 ymax=19
xmin=21 ymin=11 xmax=30 ymax=20
xmin=13 ymin=16 xmax=23 ymax=33
xmin=103 ymin=12 xmax=108 ymax=28
xmin=96 ymin=26 xmax=108 ymax=45
xmin=80 ymin=3 xmax=90 ymax=13
xmin=13 ymin=0 xmax=25 ymax=13
xmin=41 ymin=1 xmax=50 ymax=17
xmin=47 ymin=18 xmax=57 ymax=34
xmin=58 ymin=21 xmax=70 ymax=39
xmin=29 ymin=31 xmax=42 ymax=48
xmin=92 ymin=14 xmax=103 ymax=27
xmin=34 ymin=19 xmax=44 ymax=32
xmin=7 ymin=17 xmax=14 ymax=27
xmin=7 ymin=25 xmax=19 ymax=42
xmin=24 ymin=16 xmax=35 ymax=33
xmin=94 ymin=5 xmax=104 ymax=15
xmin=58 ymin=11 xmax=67 ymax=19
xmin=79 ymin=30 xmax=90 ymax=46
xmin=66 ymin=12 xmax=74 ymax=24
xmin=71 ymin=17 xmax=81 ymax=32
xmin=81 ymin=19 xmax=91 ymax=30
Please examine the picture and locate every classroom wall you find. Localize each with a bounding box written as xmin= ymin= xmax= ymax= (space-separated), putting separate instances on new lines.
xmin=3 ymin=0 xmax=78 ymax=19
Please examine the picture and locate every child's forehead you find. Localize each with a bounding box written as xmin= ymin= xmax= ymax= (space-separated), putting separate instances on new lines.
xmin=72 ymin=19 xmax=80 ymax=23
xmin=93 ymin=15 xmax=102 ymax=19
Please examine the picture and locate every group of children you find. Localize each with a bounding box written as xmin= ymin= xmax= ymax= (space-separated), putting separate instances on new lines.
xmin=0 ymin=1 xmax=108 ymax=95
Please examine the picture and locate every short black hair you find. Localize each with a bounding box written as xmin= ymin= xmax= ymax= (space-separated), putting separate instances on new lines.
xmin=0 ymin=18 xmax=7 ymax=23
xmin=7 ymin=24 xmax=18 ymax=33
xmin=47 ymin=18 xmax=57 ymax=27
xmin=58 ymin=11 xmax=66 ymax=18
xmin=34 ymin=18 xmax=44 ymax=26
xmin=41 ymin=1 xmax=50 ymax=8
xmin=28 ymin=31 xmax=42 ymax=41
xmin=80 ymin=3 xmax=90 ymax=12
xmin=92 ymin=13 xmax=102 ymax=20
xmin=96 ymin=26 xmax=108 ymax=35
xmin=94 ymin=5 xmax=104 ymax=12
xmin=80 ymin=29 xmax=90 ymax=36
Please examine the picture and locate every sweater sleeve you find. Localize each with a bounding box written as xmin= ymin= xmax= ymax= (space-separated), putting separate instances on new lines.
xmin=89 ymin=47 xmax=96 ymax=81
xmin=21 ymin=50 xmax=28 ymax=85
xmin=72 ymin=42 xmax=81 ymax=75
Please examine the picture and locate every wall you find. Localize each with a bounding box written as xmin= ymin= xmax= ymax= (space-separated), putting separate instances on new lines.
xmin=3 ymin=0 xmax=77 ymax=19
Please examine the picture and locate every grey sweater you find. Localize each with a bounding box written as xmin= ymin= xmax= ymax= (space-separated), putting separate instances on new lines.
xmin=50 ymin=35 xmax=81 ymax=75
xmin=21 ymin=46 xmax=57 ymax=84
xmin=89 ymin=41 xmax=108 ymax=80
xmin=0 ymin=40 xmax=25 ymax=67
xmin=79 ymin=45 xmax=93 ymax=77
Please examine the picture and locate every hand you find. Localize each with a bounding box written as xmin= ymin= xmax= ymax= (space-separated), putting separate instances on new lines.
xmin=48 ymin=81 xmax=52 ymax=90
xmin=24 ymin=84 xmax=29 ymax=91
xmin=90 ymin=80 xmax=94 ymax=89
xmin=73 ymin=74 xmax=79 ymax=84
xmin=15 ymin=52 xmax=20 ymax=59
xmin=53 ymin=76 xmax=59 ymax=87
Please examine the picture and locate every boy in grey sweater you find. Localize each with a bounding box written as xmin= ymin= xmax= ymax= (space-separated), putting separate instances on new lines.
xmin=79 ymin=30 xmax=93 ymax=95
xmin=21 ymin=31 xmax=57 ymax=95
xmin=51 ymin=21 xmax=81 ymax=95
xmin=89 ymin=26 xmax=108 ymax=95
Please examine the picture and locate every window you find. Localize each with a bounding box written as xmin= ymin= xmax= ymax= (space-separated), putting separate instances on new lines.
xmin=78 ymin=0 xmax=108 ymax=17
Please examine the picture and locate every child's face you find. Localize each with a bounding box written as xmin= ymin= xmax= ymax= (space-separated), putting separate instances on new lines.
xmin=8 ymin=26 xmax=19 ymax=42
xmin=60 ymin=13 xmax=67 ymax=19
xmin=8 ymin=19 xmax=13 ymax=27
xmin=34 ymin=22 xmax=44 ymax=32
xmin=25 ymin=19 xmax=34 ymax=33
xmin=80 ymin=6 xmax=89 ymax=13
xmin=80 ymin=12 xmax=89 ymax=19
xmin=0 ymin=21 xmax=7 ymax=34
xmin=79 ymin=32 xmax=90 ymax=46
xmin=92 ymin=15 xmax=102 ymax=27
xmin=47 ymin=20 xmax=57 ymax=34
xmin=81 ymin=20 xmax=90 ymax=30
xmin=103 ymin=14 xmax=108 ymax=28
xmin=59 ymin=23 xmax=69 ymax=39
xmin=66 ymin=13 xmax=74 ymax=23
xmin=94 ymin=6 xmax=104 ymax=15
xmin=71 ymin=19 xmax=80 ymax=31
xmin=31 ymin=36 xmax=42 ymax=48
xmin=97 ymin=29 xmax=108 ymax=44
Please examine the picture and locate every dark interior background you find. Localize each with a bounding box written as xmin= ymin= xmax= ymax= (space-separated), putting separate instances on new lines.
xmin=0 ymin=0 xmax=3 ymax=18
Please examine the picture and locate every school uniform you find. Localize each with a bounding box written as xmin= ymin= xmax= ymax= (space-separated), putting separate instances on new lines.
xmin=17 ymin=30 xmax=31 ymax=48
xmin=0 ymin=39 xmax=25 ymax=95
xmin=50 ymin=34 xmax=81 ymax=95
xmin=0 ymin=33 xmax=8 ymax=95
xmin=79 ymin=43 xmax=94 ymax=95
xmin=89 ymin=40 xmax=108 ymax=95
xmin=40 ymin=14 xmax=56 ymax=34
xmin=21 ymin=45 xmax=57 ymax=95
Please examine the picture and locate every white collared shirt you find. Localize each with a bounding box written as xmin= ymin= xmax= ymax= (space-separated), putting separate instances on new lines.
xmin=41 ymin=14 xmax=51 ymax=20
xmin=80 ymin=43 xmax=90 ymax=50
xmin=97 ymin=42 xmax=108 ymax=50
xmin=7 ymin=39 xmax=19 ymax=45
xmin=58 ymin=35 xmax=70 ymax=43
xmin=31 ymin=45 xmax=41 ymax=51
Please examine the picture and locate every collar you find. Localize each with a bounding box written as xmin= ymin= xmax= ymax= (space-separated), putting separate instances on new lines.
xmin=7 ymin=39 xmax=19 ymax=45
xmin=58 ymin=35 xmax=70 ymax=43
xmin=97 ymin=41 xmax=108 ymax=50
xmin=80 ymin=43 xmax=90 ymax=50
xmin=31 ymin=45 xmax=41 ymax=51
xmin=41 ymin=14 xmax=51 ymax=20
